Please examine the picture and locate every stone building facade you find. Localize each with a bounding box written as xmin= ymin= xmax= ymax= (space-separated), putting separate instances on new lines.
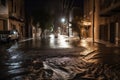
xmin=99 ymin=0 xmax=120 ymax=45
xmin=0 ymin=0 xmax=25 ymax=38
xmin=84 ymin=0 xmax=120 ymax=45
xmin=0 ymin=0 xmax=8 ymax=30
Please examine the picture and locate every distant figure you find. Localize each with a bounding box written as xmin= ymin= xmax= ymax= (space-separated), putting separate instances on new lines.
xmin=54 ymin=31 xmax=58 ymax=38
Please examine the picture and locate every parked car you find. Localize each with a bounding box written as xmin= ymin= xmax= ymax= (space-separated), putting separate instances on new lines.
xmin=8 ymin=30 xmax=19 ymax=41
xmin=0 ymin=31 xmax=10 ymax=42
xmin=0 ymin=30 xmax=19 ymax=42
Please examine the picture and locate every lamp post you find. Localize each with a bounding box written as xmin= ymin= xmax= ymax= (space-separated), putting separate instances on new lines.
xmin=61 ymin=18 xmax=65 ymax=35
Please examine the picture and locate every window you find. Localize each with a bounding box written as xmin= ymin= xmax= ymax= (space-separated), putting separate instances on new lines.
xmin=3 ymin=20 xmax=7 ymax=30
xmin=14 ymin=4 xmax=16 ymax=13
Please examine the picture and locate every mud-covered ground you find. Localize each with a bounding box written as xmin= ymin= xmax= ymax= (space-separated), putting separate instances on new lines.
xmin=0 ymin=35 xmax=120 ymax=80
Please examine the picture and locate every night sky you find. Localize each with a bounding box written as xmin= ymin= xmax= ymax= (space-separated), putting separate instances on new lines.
xmin=25 ymin=0 xmax=83 ymax=28
xmin=25 ymin=0 xmax=83 ymax=16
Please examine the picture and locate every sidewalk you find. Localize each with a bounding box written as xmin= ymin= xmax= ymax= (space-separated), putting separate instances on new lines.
xmin=85 ymin=38 xmax=120 ymax=47
xmin=66 ymin=36 xmax=120 ymax=61
xmin=19 ymin=37 xmax=33 ymax=43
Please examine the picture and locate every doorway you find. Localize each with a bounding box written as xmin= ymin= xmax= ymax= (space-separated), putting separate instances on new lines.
xmin=110 ymin=22 xmax=116 ymax=43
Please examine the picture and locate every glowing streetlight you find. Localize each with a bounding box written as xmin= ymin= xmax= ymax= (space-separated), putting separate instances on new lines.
xmin=61 ymin=18 xmax=65 ymax=23
xmin=60 ymin=18 xmax=66 ymax=35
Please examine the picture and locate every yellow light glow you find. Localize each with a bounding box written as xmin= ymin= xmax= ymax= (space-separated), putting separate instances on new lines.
xmin=83 ymin=21 xmax=91 ymax=26
xmin=79 ymin=39 xmax=88 ymax=47
xmin=69 ymin=23 xmax=72 ymax=26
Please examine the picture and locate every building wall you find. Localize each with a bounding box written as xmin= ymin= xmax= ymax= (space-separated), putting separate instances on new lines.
xmin=0 ymin=0 xmax=8 ymax=30
xmin=84 ymin=0 xmax=120 ymax=45
xmin=99 ymin=0 xmax=120 ymax=45
xmin=94 ymin=0 xmax=100 ymax=41
xmin=84 ymin=0 xmax=106 ymax=41
xmin=8 ymin=0 xmax=25 ymax=38
xmin=0 ymin=0 xmax=25 ymax=38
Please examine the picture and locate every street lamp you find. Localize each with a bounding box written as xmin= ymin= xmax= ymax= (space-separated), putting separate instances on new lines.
xmin=61 ymin=18 xmax=65 ymax=23
xmin=60 ymin=18 xmax=66 ymax=35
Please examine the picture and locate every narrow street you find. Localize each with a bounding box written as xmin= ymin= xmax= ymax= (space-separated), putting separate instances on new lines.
xmin=0 ymin=0 xmax=120 ymax=80
xmin=0 ymin=34 xmax=120 ymax=80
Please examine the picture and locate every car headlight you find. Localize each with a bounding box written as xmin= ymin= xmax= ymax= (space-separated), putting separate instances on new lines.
xmin=13 ymin=31 xmax=17 ymax=34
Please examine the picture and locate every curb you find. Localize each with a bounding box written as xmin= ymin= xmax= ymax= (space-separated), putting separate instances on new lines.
xmin=19 ymin=38 xmax=33 ymax=43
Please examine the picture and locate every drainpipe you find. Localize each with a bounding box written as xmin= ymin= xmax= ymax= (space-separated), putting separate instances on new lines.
xmin=92 ymin=0 xmax=95 ymax=43
xmin=116 ymin=22 xmax=119 ymax=46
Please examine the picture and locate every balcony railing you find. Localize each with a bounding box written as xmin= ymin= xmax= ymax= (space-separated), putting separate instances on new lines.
xmin=9 ymin=13 xmax=24 ymax=22
xmin=100 ymin=0 xmax=120 ymax=10
xmin=99 ymin=0 xmax=120 ymax=16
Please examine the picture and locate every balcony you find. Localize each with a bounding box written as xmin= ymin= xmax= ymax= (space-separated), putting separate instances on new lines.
xmin=9 ymin=13 xmax=24 ymax=22
xmin=100 ymin=0 xmax=120 ymax=17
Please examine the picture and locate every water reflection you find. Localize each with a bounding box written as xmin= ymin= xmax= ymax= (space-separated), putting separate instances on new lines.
xmin=6 ymin=42 xmax=24 ymax=61
xmin=8 ymin=68 xmax=25 ymax=74
xmin=49 ymin=34 xmax=72 ymax=48
xmin=7 ymin=42 xmax=18 ymax=52
xmin=26 ymin=34 xmax=73 ymax=49
xmin=5 ymin=61 xmax=22 ymax=66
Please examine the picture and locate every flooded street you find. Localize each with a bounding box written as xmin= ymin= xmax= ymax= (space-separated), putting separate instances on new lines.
xmin=0 ymin=35 xmax=120 ymax=80
xmin=0 ymin=0 xmax=120 ymax=79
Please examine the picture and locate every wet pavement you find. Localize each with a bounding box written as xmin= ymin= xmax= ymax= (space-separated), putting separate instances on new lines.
xmin=0 ymin=34 xmax=120 ymax=80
